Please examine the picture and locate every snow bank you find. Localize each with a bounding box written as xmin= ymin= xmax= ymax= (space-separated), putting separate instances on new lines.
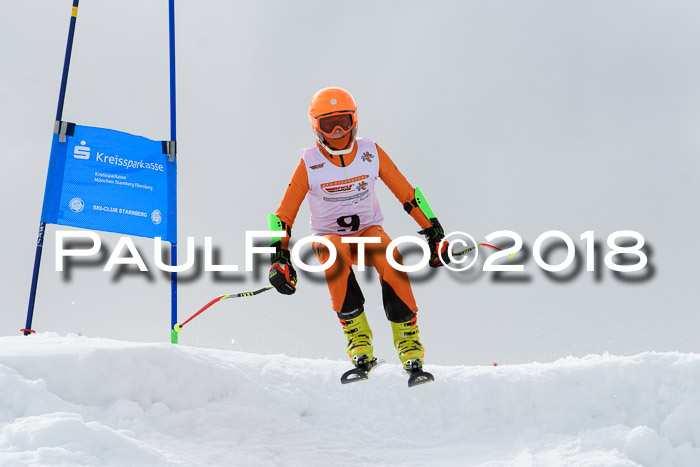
xmin=0 ymin=334 xmax=698 ymax=466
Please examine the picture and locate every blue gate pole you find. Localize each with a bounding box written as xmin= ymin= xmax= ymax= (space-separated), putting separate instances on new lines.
xmin=168 ymin=0 xmax=179 ymax=344
xmin=24 ymin=0 xmax=81 ymax=336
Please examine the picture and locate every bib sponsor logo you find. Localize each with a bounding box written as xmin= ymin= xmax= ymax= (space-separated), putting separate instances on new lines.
xmin=310 ymin=163 xmax=325 ymax=170
xmin=321 ymin=175 xmax=369 ymax=195
xmin=361 ymin=151 xmax=375 ymax=162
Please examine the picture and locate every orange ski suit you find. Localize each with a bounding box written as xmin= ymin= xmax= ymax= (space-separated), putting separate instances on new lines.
xmin=275 ymin=141 xmax=432 ymax=322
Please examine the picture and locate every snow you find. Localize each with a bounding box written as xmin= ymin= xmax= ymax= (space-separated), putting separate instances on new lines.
xmin=1 ymin=334 xmax=699 ymax=466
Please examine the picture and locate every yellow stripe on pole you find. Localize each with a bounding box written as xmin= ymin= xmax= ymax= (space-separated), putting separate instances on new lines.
xmin=71 ymin=6 xmax=78 ymax=17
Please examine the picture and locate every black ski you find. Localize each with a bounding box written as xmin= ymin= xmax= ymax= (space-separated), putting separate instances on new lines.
xmin=340 ymin=357 xmax=385 ymax=384
xmin=407 ymin=369 xmax=435 ymax=387
xmin=404 ymin=359 xmax=434 ymax=387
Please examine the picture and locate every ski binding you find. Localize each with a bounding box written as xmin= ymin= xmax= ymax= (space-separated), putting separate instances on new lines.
xmin=340 ymin=356 xmax=385 ymax=384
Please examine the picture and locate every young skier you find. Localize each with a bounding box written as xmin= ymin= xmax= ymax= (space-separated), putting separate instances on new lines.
xmin=267 ymin=87 xmax=449 ymax=382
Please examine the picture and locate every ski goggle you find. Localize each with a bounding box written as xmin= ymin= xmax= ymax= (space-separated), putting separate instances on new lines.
xmin=318 ymin=112 xmax=355 ymax=135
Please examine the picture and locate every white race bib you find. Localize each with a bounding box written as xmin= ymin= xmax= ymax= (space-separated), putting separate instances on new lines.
xmin=302 ymin=138 xmax=384 ymax=235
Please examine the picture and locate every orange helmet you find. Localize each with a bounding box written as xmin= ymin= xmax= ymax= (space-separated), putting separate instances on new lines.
xmin=308 ymin=87 xmax=358 ymax=155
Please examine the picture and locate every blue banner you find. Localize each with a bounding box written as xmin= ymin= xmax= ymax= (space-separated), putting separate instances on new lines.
xmin=40 ymin=124 xmax=177 ymax=243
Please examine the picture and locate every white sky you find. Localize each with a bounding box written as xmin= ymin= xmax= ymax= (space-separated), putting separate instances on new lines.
xmin=1 ymin=0 xmax=698 ymax=365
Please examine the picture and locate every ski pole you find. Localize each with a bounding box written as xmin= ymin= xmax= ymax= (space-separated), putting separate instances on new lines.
xmin=451 ymin=243 xmax=517 ymax=258
xmin=174 ymin=286 xmax=274 ymax=332
xmin=452 ymin=242 xmax=504 ymax=257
